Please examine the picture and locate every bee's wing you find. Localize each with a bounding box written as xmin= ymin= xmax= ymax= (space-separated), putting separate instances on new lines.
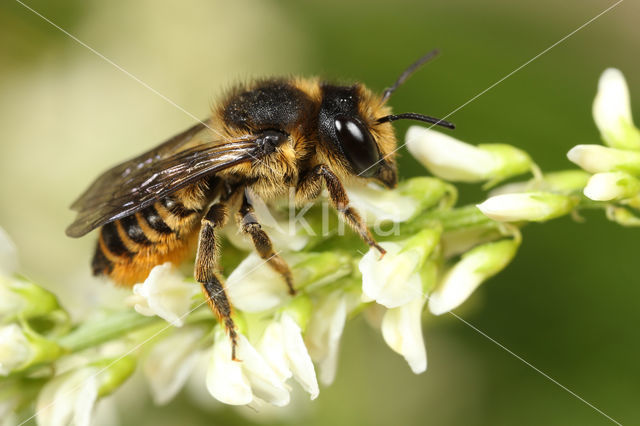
xmin=66 ymin=123 xmax=261 ymax=237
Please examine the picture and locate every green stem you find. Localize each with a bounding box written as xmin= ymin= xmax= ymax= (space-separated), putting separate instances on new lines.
xmin=55 ymin=310 xmax=158 ymax=352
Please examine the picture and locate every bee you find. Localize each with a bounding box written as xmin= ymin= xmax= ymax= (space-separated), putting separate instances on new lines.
xmin=67 ymin=50 xmax=454 ymax=359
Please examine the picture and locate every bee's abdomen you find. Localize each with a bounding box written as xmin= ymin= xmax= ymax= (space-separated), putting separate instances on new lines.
xmin=92 ymin=197 xmax=203 ymax=285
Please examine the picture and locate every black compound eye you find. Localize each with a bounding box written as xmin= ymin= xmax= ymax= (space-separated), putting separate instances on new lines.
xmin=334 ymin=115 xmax=380 ymax=177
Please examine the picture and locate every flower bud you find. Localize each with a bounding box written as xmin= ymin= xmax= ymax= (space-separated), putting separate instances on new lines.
xmin=583 ymin=171 xmax=640 ymax=201
xmin=128 ymin=262 xmax=199 ymax=326
xmin=567 ymin=145 xmax=640 ymax=175
xmin=605 ymin=205 xmax=640 ymax=226
xmin=593 ymin=68 xmax=640 ymax=150
xmin=491 ymin=170 xmax=591 ymax=196
xmin=0 ymin=324 xmax=63 ymax=376
xmin=429 ymin=239 xmax=519 ymax=315
xmin=406 ymin=126 xmax=534 ymax=186
xmin=0 ymin=275 xmax=61 ymax=323
xmin=359 ymin=228 xmax=440 ymax=308
xmin=476 ymin=192 xmax=576 ymax=222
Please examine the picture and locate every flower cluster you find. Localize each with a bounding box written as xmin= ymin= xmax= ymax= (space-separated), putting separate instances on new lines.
xmin=0 ymin=68 xmax=637 ymax=425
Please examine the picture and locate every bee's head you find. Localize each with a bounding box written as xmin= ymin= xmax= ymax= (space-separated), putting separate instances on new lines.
xmin=318 ymin=51 xmax=453 ymax=189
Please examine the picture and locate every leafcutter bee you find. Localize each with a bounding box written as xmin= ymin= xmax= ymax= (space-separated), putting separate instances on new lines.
xmin=67 ymin=50 xmax=454 ymax=358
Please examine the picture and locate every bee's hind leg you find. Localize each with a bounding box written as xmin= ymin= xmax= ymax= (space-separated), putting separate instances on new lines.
xmin=236 ymin=191 xmax=295 ymax=295
xmin=195 ymin=201 xmax=239 ymax=360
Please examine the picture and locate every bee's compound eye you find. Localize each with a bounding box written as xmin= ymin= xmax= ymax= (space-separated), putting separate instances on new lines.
xmin=334 ymin=115 xmax=380 ymax=177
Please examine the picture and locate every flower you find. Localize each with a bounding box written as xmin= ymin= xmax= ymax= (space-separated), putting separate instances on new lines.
xmin=566 ymin=144 xmax=640 ymax=175
xmin=476 ymin=192 xmax=576 ymax=222
xmin=406 ymin=126 xmax=534 ymax=186
xmin=36 ymin=356 xmax=135 ymax=426
xmin=305 ymin=290 xmax=358 ymax=386
xmin=226 ymin=253 xmax=293 ymax=313
xmin=258 ymin=312 xmax=319 ymax=399
xmin=206 ymin=329 xmax=290 ymax=406
xmin=429 ymin=239 xmax=519 ymax=315
xmin=143 ymin=326 xmax=207 ymax=405
xmin=592 ymin=68 xmax=640 ymax=150
xmin=128 ymin=262 xmax=200 ymax=326
xmin=0 ymin=324 xmax=32 ymax=376
xmin=583 ymin=171 xmax=640 ymax=201
xmin=346 ymin=182 xmax=418 ymax=223
xmin=381 ymin=295 xmax=428 ymax=374
xmin=359 ymin=228 xmax=440 ymax=308
xmin=36 ymin=368 xmax=99 ymax=426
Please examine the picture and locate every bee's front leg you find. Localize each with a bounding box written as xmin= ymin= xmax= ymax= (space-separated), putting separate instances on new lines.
xmin=296 ymin=164 xmax=386 ymax=257
xmin=236 ymin=191 xmax=295 ymax=295
xmin=195 ymin=201 xmax=239 ymax=360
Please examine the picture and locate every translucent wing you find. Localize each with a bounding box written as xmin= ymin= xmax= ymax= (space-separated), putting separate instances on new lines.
xmin=66 ymin=121 xmax=260 ymax=237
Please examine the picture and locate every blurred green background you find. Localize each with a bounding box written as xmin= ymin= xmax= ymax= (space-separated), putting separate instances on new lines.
xmin=1 ymin=0 xmax=639 ymax=424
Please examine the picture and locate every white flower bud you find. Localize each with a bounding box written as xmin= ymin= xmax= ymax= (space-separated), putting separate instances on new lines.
xmin=128 ymin=263 xmax=199 ymax=326
xmin=567 ymin=144 xmax=640 ymax=175
xmin=381 ymin=296 xmax=428 ymax=374
xmin=227 ymin=253 xmax=292 ymax=312
xmin=305 ymin=291 xmax=358 ymax=386
xmin=346 ymin=182 xmax=418 ymax=223
xmin=593 ymin=68 xmax=640 ymax=150
xmin=406 ymin=126 xmax=533 ymax=185
xmin=258 ymin=313 xmax=319 ymax=400
xmin=359 ymin=229 xmax=440 ymax=308
xmin=0 ymin=324 xmax=32 ymax=376
xmin=429 ymin=239 xmax=518 ymax=315
xmin=206 ymin=330 xmax=290 ymax=406
xmin=583 ymin=171 xmax=640 ymax=201
xmin=36 ymin=368 xmax=99 ymax=426
xmin=476 ymin=192 xmax=576 ymax=222
xmin=144 ymin=326 xmax=206 ymax=405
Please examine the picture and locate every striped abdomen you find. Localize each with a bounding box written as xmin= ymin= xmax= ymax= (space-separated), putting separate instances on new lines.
xmin=92 ymin=195 xmax=205 ymax=285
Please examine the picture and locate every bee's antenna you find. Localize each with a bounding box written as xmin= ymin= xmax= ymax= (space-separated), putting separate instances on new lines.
xmin=377 ymin=112 xmax=455 ymax=130
xmin=381 ymin=49 xmax=440 ymax=103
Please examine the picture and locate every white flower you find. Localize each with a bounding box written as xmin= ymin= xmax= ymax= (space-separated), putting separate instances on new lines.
xmin=359 ymin=229 xmax=439 ymax=308
xmin=206 ymin=330 xmax=290 ymax=406
xmin=128 ymin=263 xmax=199 ymax=326
xmin=476 ymin=192 xmax=575 ymax=222
xmin=227 ymin=253 xmax=292 ymax=312
xmin=429 ymin=239 xmax=518 ymax=315
xmin=593 ymin=68 xmax=640 ymax=150
xmin=407 ymin=126 xmax=497 ymax=182
xmin=0 ymin=324 xmax=32 ymax=376
xmin=406 ymin=126 xmax=533 ymax=185
xmin=36 ymin=367 xmax=99 ymax=426
xmin=567 ymin=144 xmax=640 ymax=175
xmin=0 ymin=227 xmax=17 ymax=276
xmin=258 ymin=313 xmax=319 ymax=399
xmin=305 ymin=291 xmax=358 ymax=386
xmin=346 ymin=182 xmax=418 ymax=223
xmin=381 ymin=296 xmax=428 ymax=374
xmin=143 ymin=326 xmax=206 ymax=405
xmin=583 ymin=171 xmax=640 ymax=201
xmin=0 ymin=279 xmax=26 ymax=321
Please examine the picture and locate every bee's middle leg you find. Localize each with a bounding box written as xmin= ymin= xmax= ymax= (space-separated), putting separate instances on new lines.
xmin=195 ymin=201 xmax=239 ymax=359
xmin=296 ymin=164 xmax=386 ymax=256
xmin=237 ymin=192 xmax=295 ymax=295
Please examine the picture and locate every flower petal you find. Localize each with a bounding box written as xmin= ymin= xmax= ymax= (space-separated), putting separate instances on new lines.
xmin=36 ymin=368 xmax=99 ymax=426
xmin=144 ymin=326 xmax=205 ymax=405
xmin=0 ymin=324 xmax=32 ymax=376
xmin=206 ymin=335 xmax=253 ymax=406
xmin=130 ymin=263 xmax=198 ymax=326
xmin=593 ymin=68 xmax=640 ymax=150
xmin=406 ymin=126 xmax=497 ymax=182
xmin=227 ymin=253 xmax=291 ymax=312
xmin=280 ymin=313 xmax=319 ymax=399
xmin=381 ymin=295 xmax=427 ymax=374
xmin=346 ymin=183 xmax=418 ymax=223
